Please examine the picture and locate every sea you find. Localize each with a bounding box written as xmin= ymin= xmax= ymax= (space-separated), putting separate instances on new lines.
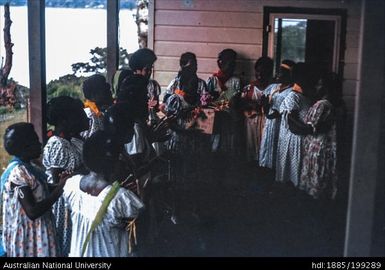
xmin=0 ymin=6 xmax=139 ymax=86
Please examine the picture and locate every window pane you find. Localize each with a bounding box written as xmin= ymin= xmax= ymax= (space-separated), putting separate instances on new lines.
xmin=45 ymin=0 xmax=107 ymax=101
xmin=274 ymin=18 xmax=307 ymax=64
xmin=119 ymin=0 xmax=139 ymax=63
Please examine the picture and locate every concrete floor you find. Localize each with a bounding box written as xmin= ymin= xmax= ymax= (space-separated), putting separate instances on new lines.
xmin=142 ymin=164 xmax=348 ymax=257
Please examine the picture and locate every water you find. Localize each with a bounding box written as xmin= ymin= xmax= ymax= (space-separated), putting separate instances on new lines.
xmin=0 ymin=6 xmax=139 ymax=86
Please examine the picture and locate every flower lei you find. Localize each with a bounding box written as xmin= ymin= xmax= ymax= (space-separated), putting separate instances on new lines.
xmin=84 ymin=99 xmax=101 ymax=117
xmin=213 ymin=70 xmax=230 ymax=92
xmin=174 ymin=89 xmax=186 ymax=98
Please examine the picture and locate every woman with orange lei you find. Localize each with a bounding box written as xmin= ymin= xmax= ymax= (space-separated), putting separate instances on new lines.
xmin=81 ymin=74 xmax=113 ymax=139
xmin=163 ymin=52 xmax=211 ymax=226
xmin=259 ymin=60 xmax=295 ymax=170
xmin=241 ymin=57 xmax=275 ymax=164
xmin=275 ymin=63 xmax=313 ymax=187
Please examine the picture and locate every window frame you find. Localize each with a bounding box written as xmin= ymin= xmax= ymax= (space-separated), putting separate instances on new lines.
xmin=262 ymin=6 xmax=347 ymax=75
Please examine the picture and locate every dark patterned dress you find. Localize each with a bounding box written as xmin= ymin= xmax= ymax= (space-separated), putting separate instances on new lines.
xmin=299 ymin=100 xmax=337 ymax=199
xmin=164 ymin=76 xmax=210 ymax=184
xmin=207 ymin=75 xmax=241 ymax=154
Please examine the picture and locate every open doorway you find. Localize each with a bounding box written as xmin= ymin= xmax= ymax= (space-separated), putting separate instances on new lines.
xmin=263 ymin=7 xmax=346 ymax=76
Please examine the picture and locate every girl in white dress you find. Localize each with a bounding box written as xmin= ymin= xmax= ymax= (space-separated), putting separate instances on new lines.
xmin=63 ymin=131 xmax=144 ymax=257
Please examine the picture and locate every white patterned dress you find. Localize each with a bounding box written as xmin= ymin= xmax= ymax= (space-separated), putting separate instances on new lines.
xmin=259 ymin=84 xmax=292 ymax=169
xmin=275 ymin=91 xmax=311 ymax=186
xmin=2 ymin=163 xmax=57 ymax=257
xmin=80 ymin=107 xmax=104 ymax=139
xmin=43 ymin=135 xmax=83 ymax=256
xmin=62 ymin=174 xmax=144 ymax=257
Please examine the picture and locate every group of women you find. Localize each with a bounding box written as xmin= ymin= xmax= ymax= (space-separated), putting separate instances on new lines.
xmin=0 ymin=47 xmax=342 ymax=257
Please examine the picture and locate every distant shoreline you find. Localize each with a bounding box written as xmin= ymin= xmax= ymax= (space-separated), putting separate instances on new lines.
xmin=3 ymin=1 xmax=137 ymax=10
xmin=5 ymin=5 xmax=135 ymax=10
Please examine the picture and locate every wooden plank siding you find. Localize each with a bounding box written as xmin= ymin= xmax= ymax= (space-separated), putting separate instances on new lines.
xmin=151 ymin=0 xmax=362 ymax=115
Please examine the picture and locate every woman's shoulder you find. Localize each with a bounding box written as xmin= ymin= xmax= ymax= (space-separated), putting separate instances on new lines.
xmin=313 ymin=99 xmax=333 ymax=111
xmin=8 ymin=163 xmax=36 ymax=187
xmin=63 ymin=174 xmax=83 ymax=193
xmin=113 ymin=186 xmax=144 ymax=209
xmin=167 ymin=78 xmax=178 ymax=89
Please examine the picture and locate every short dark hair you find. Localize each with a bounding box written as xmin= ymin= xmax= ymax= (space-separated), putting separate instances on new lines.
xmin=4 ymin=122 xmax=37 ymax=156
xmin=116 ymin=74 xmax=149 ymax=120
xmin=292 ymin=62 xmax=318 ymax=97
xmin=129 ymin=48 xmax=157 ymax=70
xmin=255 ymin=56 xmax=274 ymax=71
xmin=82 ymin=74 xmax=110 ymax=100
xmin=47 ymin=96 xmax=87 ymax=135
xmin=112 ymin=69 xmax=133 ymax=97
xmin=218 ymin=49 xmax=237 ymax=61
xmin=83 ymin=130 xmax=120 ymax=177
xmin=179 ymin=52 xmax=196 ymax=67
xmin=103 ymin=103 xmax=135 ymax=144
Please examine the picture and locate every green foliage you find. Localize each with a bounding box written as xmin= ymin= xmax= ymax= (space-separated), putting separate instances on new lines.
xmin=72 ymin=47 xmax=131 ymax=76
xmin=47 ymin=45 xmax=132 ymax=101
xmin=47 ymin=45 xmax=128 ymax=101
xmin=281 ymin=21 xmax=307 ymax=63
xmin=47 ymin=74 xmax=85 ymax=101
xmin=0 ymin=106 xmax=10 ymax=115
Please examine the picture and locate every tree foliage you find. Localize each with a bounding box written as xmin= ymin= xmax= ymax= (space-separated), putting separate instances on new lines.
xmin=47 ymin=74 xmax=85 ymax=101
xmin=71 ymin=47 xmax=131 ymax=76
xmin=280 ymin=21 xmax=307 ymax=63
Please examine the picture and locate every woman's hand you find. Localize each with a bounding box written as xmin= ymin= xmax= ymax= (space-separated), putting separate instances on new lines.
xmin=149 ymin=116 xmax=174 ymax=143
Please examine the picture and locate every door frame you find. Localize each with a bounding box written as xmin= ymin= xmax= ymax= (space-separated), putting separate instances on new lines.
xmin=262 ymin=7 xmax=347 ymax=75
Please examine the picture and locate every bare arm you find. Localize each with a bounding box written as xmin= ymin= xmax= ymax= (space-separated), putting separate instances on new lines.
xmin=17 ymin=172 xmax=70 ymax=220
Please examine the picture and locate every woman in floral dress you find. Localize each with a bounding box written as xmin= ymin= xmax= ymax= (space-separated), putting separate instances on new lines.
xmin=290 ymin=72 xmax=339 ymax=199
xmin=2 ymin=123 xmax=68 ymax=257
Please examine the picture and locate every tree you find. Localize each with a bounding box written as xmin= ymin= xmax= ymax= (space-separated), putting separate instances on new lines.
xmin=47 ymin=74 xmax=85 ymax=101
xmin=71 ymin=47 xmax=131 ymax=76
xmin=281 ymin=21 xmax=307 ymax=63
xmin=0 ymin=3 xmax=17 ymax=109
